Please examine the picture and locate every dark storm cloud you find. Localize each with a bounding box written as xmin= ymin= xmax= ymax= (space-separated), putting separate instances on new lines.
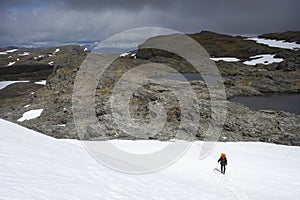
xmin=0 ymin=0 xmax=46 ymax=8
xmin=50 ymin=0 xmax=173 ymax=11
xmin=0 ymin=0 xmax=299 ymax=44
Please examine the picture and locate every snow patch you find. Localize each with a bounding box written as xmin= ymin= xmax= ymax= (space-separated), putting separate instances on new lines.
xmin=243 ymin=54 xmax=284 ymax=66
xmin=48 ymin=61 xmax=54 ymax=66
xmin=18 ymin=52 xmax=30 ymax=56
xmin=34 ymin=80 xmax=46 ymax=85
xmin=0 ymin=81 xmax=29 ymax=90
xmin=54 ymin=48 xmax=60 ymax=54
xmin=8 ymin=55 xmax=12 ymax=58
xmin=84 ymin=47 xmax=88 ymax=51
xmin=57 ymin=124 xmax=66 ymax=127
xmin=247 ymin=37 xmax=300 ymax=50
xmin=17 ymin=109 xmax=43 ymax=122
xmin=210 ymin=57 xmax=240 ymax=62
xmin=24 ymin=104 xmax=31 ymax=108
xmin=0 ymin=49 xmax=18 ymax=54
xmin=6 ymin=49 xmax=18 ymax=53
xmin=119 ymin=52 xmax=130 ymax=57
xmin=130 ymin=53 xmax=137 ymax=59
xmin=7 ymin=61 xmax=16 ymax=66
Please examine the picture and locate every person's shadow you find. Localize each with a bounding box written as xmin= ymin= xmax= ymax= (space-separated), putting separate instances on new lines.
xmin=213 ymin=168 xmax=221 ymax=173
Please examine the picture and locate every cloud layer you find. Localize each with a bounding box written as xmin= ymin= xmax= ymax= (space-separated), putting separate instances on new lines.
xmin=1 ymin=0 xmax=299 ymax=44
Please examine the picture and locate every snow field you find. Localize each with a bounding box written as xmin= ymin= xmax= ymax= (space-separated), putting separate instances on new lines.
xmin=0 ymin=119 xmax=299 ymax=200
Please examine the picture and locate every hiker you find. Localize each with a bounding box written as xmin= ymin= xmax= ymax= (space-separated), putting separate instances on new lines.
xmin=218 ymin=153 xmax=227 ymax=175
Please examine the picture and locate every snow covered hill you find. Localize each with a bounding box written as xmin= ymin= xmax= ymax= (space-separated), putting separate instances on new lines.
xmin=1 ymin=118 xmax=299 ymax=200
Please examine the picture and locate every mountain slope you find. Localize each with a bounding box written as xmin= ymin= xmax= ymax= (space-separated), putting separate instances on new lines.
xmin=259 ymin=31 xmax=300 ymax=44
xmin=1 ymin=118 xmax=299 ymax=199
xmin=1 ymin=32 xmax=300 ymax=145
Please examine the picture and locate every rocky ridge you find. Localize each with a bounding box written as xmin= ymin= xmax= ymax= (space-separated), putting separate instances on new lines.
xmin=0 ymin=31 xmax=299 ymax=146
xmin=259 ymin=31 xmax=300 ymax=43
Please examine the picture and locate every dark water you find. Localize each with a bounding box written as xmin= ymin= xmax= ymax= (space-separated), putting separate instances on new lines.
xmin=230 ymin=94 xmax=300 ymax=115
xmin=156 ymin=73 xmax=300 ymax=115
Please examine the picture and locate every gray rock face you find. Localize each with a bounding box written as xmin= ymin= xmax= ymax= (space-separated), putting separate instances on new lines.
xmin=223 ymin=104 xmax=300 ymax=146
xmin=0 ymin=32 xmax=300 ymax=146
xmin=3 ymin=53 xmax=298 ymax=146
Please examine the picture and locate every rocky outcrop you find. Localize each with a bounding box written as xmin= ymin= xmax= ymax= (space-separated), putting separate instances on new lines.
xmin=187 ymin=31 xmax=282 ymax=59
xmin=223 ymin=103 xmax=300 ymax=146
xmin=0 ymin=64 xmax=53 ymax=81
xmin=259 ymin=31 xmax=300 ymax=43
xmin=0 ymin=45 xmax=88 ymax=81
xmin=1 ymin=52 xmax=298 ymax=146
xmin=0 ymin=32 xmax=300 ymax=146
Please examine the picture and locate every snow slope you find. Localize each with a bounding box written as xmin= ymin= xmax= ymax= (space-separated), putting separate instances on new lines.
xmin=0 ymin=118 xmax=299 ymax=200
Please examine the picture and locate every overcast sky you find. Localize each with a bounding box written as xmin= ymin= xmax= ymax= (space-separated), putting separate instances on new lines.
xmin=0 ymin=0 xmax=299 ymax=45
